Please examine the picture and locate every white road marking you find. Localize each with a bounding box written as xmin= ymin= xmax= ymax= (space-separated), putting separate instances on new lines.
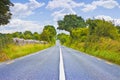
xmin=105 ymin=61 xmax=113 ymax=65
xmin=97 ymin=58 xmax=102 ymax=61
xmin=59 ymin=47 xmax=66 ymax=80
xmin=6 ymin=60 xmax=14 ymax=64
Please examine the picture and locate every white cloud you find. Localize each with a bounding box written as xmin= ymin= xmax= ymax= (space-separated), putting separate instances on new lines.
xmin=95 ymin=15 xmax=113 ymax=21
xmin=46 ymin=0 xmax=84 ymax=9
xmin=52 ymin=9 xmax=66 ymax=21
xmin=82 ymin=0 xmax=119 ymax=12
xmin=82 ymin=4 xmax=96 ymax=12
xmin=95 ymin=15 xmax=120 ymax=26
xmin=11 ymin=0 xmax=45 ymax=18
xmin=47 ymin=0 xmax=120 ymax=20
xmin=46 ymin=0 xmax=84 ymax=21
xmin=52 ymin=8 xmax=77 ymax=21
xmin=0 ymin=19 xmax=43 ymax=33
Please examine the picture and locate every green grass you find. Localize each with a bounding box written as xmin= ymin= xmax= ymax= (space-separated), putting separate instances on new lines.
xmin=65 ymin=38 xmax=120 ymax=65
xmin=85 ymin=49 xmax=120 ymax=65
xmin=69 ymin=45 xmax=120 ymax=65
xmin=2 ymin=44 xmax=52 ymax=60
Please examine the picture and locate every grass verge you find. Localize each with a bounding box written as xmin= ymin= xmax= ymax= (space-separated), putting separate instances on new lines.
xmin=71 ymin=46 xmax=120 ymax=65
xmin=65 ymin=38 xmax=120 ymax=65
xmin=0 ymin=44 xmax=51 ymax=61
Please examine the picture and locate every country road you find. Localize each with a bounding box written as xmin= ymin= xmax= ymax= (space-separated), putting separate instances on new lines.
xmin=0 ymin=45 xmax=120 ymax=80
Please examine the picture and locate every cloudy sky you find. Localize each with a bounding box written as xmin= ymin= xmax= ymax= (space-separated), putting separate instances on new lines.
xmin=0 ymin=0 xmax=120 ymax=33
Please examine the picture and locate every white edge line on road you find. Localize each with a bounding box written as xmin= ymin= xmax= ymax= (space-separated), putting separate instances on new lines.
xmin=105 ymin=61 xmax=113 ymax=65
xmin=59 ymin=47 xmax=66 ymax=80
xmin=6 ymin=60 xmax=15 ymax=64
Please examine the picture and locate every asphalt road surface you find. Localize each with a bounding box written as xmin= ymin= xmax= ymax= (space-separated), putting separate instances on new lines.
xmin=0 ymin=45 xmax=120 ymax=80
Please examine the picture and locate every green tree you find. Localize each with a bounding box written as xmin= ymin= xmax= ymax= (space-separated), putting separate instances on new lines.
xmin=57 ymin=33 xmax=70 ymax=45
xmin=33 ymin=32 xmax=40 ymax=40
xmin=86 ymin=19 xmax=119 ymax=40
xmin=116 ymin=26 xmax=120 ymax=34
xmin=0 ymin=0 xmax=13 ymax=25
xmin=57 ymin=14 xmax=86 ymax=32
xmin=86 ymin=18 xmax=97 ymax=35
xmin=40 ymin=25 xmax=56 ymax=43
xmin=23 ymin=31 xmax=33 ymax=39
xmin=70 ymin=28 xmax=88 ymax=42
xmin=12 ymin=32 xmax=22 ymax=38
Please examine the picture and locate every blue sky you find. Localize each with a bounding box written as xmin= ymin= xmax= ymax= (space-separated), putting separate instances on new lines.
xmin=0 ymin=0 xmax=120 ymax=33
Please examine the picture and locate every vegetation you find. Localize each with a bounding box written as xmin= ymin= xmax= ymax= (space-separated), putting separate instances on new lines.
xmin=0 ymin=33 xmax=13 ymax=61
xmin=57 ymin=14 xmax=86 ymax=32
xmin=12 ymin=31 xmax=40 ymax=40
xmin=0 ymin=33 xmax=13 ymax=50
xmin=86 ymin=19 xmax=119 ymax=40
xmin=58 ymin=14 xmax=120 ymax=65
xmin=12 ymin=25 xmax=57 ymax=43
xmin=2 ymin=44 xmax=51 ymax=60
xmin=40 ymin=25 xmax=56 ymax=43
xmin=0 ymin=25 xmax=56 ymax=61
xmin=0 ymin=0 xmax=13 ymax=25
xmin=0 ymin=1 xmax=57 ymax=62
xmin=57 ymin=33 xmax=70 ymax=45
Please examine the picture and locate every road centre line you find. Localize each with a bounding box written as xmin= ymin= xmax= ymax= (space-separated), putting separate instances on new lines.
xmin=59 ymin=47 xmax=66 ymax=80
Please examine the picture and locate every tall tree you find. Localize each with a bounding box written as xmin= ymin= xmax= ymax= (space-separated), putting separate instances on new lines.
xmin=70 ymin=28 xmax=88 ymax=42
xmin=33 ymin=32 xmax=40 ymax=40
xmin=24 ymin=31 xmax=33 ymax=39
xmin=40 ymin=25 xmax=56 ymax=42
xmin=57 ymin=33 xmax=70 ymax=45
xmin=0 ymin=0 xmax=13 ymax=25
xmin=57 ymin=14 xmax=86 ymax=32
xmin=86 ymin=19 xmax=119 ymax=40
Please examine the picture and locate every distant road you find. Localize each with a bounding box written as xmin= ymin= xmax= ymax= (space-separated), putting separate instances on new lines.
xmin=0 ymin=45 xmax=120 ymax=80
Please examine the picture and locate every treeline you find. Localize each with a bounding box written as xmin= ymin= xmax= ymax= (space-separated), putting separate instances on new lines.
xmin=0 ymin=25 xmax=56 ymax=50
xmin=0 ymin=25 xmax=56 ymax=61
xmin=57 ymin=14 xmax=120 ymax=65
xmin=12 ymin=25 xmax=56 ymax=42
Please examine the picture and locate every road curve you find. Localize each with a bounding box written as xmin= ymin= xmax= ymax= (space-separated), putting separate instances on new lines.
xmin=0 ymin=45 xmax=120 ymax=80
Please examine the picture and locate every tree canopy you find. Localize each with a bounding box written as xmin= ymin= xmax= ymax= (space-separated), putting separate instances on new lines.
xmin=33 ymin=32 xmax=40 ymax=40
xmin=57 ymin=33 xmax=70 ymax=45
xmin=116 ymin=26 xmax=120 ymax=34
xmin=57 ymin=14 xmax=86 ymax=32
xmin=70 ymin=28 xmax=88 ymax=42
xmin=40 ymin=25 xmax=56 ymax=43
xmin=0 ymin=0 xmax=13 ymax=25
xmin=23 ymin=31 xmax=33 ymax=39
xmin=12 ymin=31 xmax=40 ymax=40
xmin=86 ymin=19 xmax=119 ymax=39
